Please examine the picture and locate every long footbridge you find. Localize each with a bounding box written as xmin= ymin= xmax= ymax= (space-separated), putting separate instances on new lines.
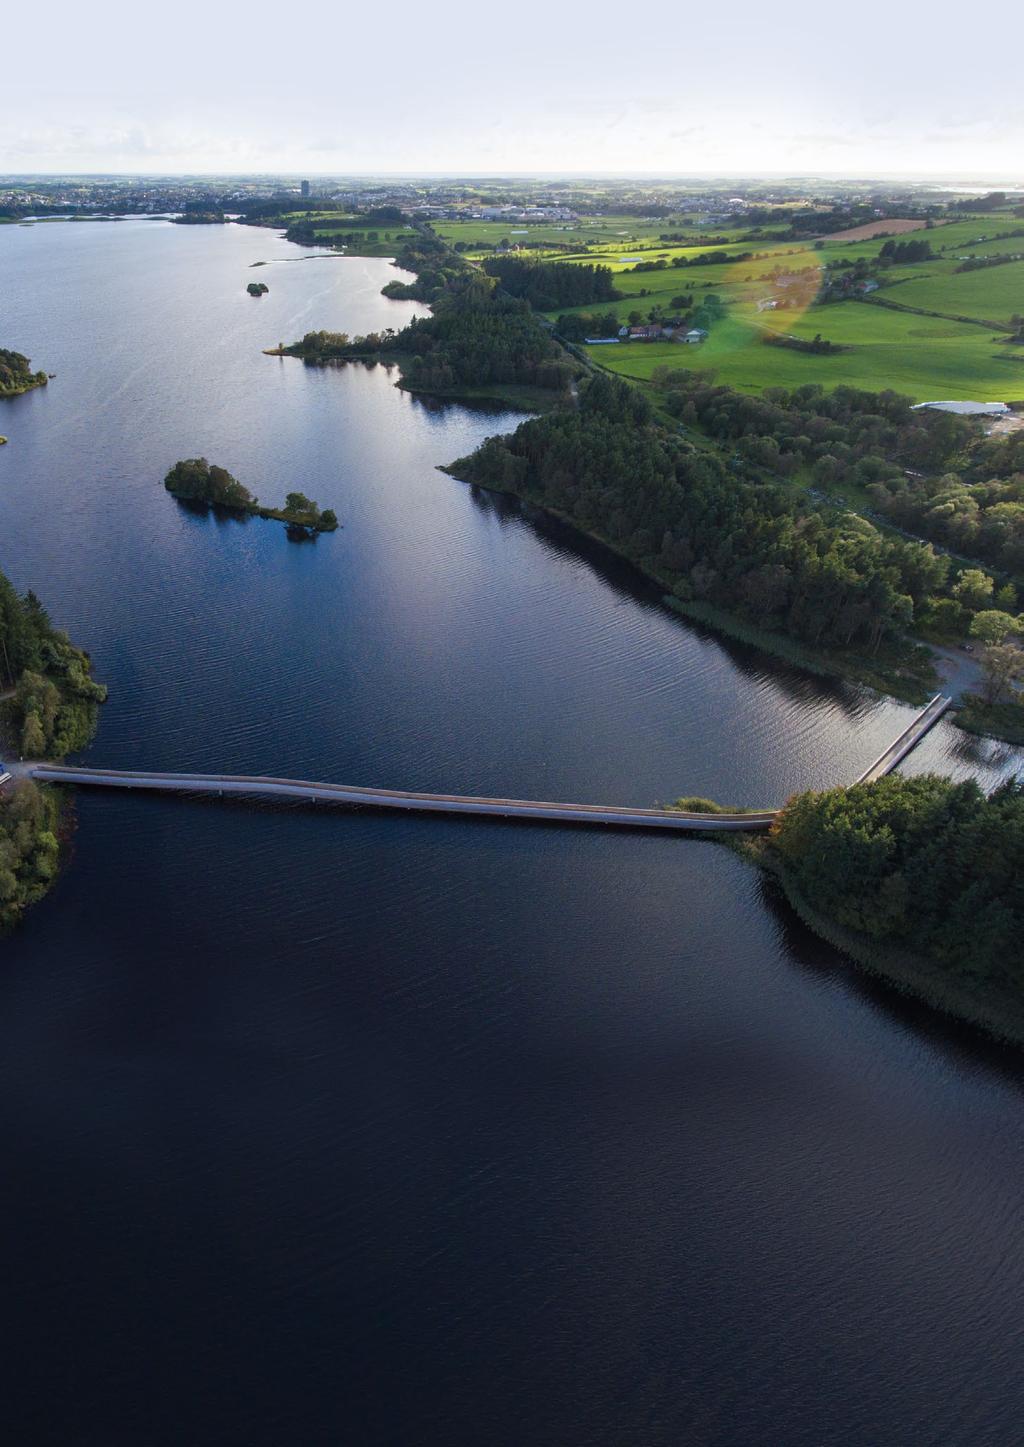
xmin=28 ymin=694 xmax=952 ymax=836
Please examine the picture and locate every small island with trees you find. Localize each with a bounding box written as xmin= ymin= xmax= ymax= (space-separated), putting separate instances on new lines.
xmin=0 ymin=348 xmax=48 ymax=399
xmin=163 ymin=458 xmax=338 ymax=535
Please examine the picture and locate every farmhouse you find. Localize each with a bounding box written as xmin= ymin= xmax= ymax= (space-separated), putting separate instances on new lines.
xmin=677 ymin=328 xmax=708 ymax=345
xmin=628 ymin=325 xmax=663 ymax=341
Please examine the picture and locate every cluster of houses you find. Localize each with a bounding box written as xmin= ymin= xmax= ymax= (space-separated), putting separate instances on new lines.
xmin=586 ymin=321 xmax=709 ymax=345
xmin=467 ymin=205 xmax=577 ymax=222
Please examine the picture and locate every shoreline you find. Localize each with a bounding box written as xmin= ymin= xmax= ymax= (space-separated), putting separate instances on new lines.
xmin=265 ymin=345 xmax=563 ymax=415
xmin=441 ymin=462 xmax=945 ymax=710
xmin=442 ymin=461 xmax=1024 ymax=741
xmin=167 ymin=489 xmax=338 ymax=533
xmin=749 ymin=843 xmax=1024 ymax=1050
xmin=0 ymin=375 xmax=48 ymax=400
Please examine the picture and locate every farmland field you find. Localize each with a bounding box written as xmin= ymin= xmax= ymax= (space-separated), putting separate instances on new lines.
xmin=821 ymin=218 xmax=931 ymax=241
xmin=876 ymin=259 xmax=1024 ymax=325
xmin=433 ymin=215 xmax=686 ymax=258
xmin=258 ymin=202 xmax=1024 ymax=398
xmin=536 ymin=204 xmax=1024 ymax=399
xmin=582 ymin=302 xmax=1024 ymax=401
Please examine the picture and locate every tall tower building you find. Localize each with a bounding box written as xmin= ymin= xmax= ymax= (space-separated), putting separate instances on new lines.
xmin=300 ymin=180 xmax=310 ymax=198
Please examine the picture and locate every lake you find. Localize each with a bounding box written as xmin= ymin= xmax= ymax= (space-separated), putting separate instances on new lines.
xmin=1 ymin=218 xmax=1023 ymax=1446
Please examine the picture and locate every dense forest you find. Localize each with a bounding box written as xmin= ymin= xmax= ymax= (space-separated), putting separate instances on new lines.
xmin=381 ymin=229 xmax=470 ymax=303
xmin=651 ymin=369 xmax=972 ymax=486
xmin=770 ymin=773 xmax=1024 ymax=990
xmin=0 ymin=348 xmax=48 ymax=398
xmin=449 ymin=374 xmax=962 ymax=656
xmin=868 ymin=427 xmax=1024 ymax=579
xmin=397 ymin=290 xmax=574 ymax=394
xmin=0 ymin=572 xmax=107 ymax=758
xmin=482 ymin=257 xmax=619 ymax=310
xmin=554 ymin=311 xmax=623 ymax=342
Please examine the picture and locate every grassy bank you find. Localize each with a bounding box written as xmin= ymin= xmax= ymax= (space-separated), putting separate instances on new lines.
xmin=954 ymin=695 xmax=1024 ymax=745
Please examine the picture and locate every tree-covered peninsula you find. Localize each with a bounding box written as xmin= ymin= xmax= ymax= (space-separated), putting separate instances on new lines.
xmin=0 ymin=348 xmax=48 ymax=399
xmin=0 ymin=571 xmax=107 ymax=929
xmin=280 ymin=274 xmax=578 ymax=410
xmin=163 ymin=459 xmax=338 ymax=533
xmin=448 ymin=374 xmax=963 ymax=689
xmin=765 ymin=773 xmax=1024 ymax=1043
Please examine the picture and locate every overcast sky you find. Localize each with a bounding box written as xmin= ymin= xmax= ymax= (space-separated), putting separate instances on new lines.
xmin=3 ymin=0 xmax=1022 ymax=179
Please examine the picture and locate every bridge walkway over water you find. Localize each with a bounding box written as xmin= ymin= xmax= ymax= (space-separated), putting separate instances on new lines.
xmin=26 ymin=695 xmax=953 ymax=835
xmin=854 ymin=693 xmax=952 ymax=786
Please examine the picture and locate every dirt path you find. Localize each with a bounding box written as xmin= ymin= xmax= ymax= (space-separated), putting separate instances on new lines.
xmin=930 ymin=643 xmax=985 ymax=701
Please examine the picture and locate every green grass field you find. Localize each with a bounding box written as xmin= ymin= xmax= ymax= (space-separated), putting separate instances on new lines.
xmin=432 ymin=215 xmax=785 ymax=262
xmin=535 ymin=205 xmax=1024 ymax=400
xmin=582 ymin=301 xmax=1024 ymax=401
xmin=874 ymin=259 xmax=1024 ymax=326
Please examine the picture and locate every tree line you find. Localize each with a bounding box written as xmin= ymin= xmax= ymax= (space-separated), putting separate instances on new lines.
xmin=482 ymin=257 xmax=619 ymax=310
xmin=868 ymin=470 xmax=1024 ymax=580
xmin=878 ymin=238 xmax=934 ymax=264
xmin=0 ymin=777 xmax=61 ymax=930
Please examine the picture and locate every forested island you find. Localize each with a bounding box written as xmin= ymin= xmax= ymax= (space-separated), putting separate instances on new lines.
xmin=0 ymin=348 xmax=48 ymax=398
xmin=164 ymin=458 xmax=338 ymax=534
xmin=0 ymin=571 xmax=107 ymax=929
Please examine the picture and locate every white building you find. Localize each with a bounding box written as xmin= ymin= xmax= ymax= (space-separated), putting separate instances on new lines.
xmin=911 ymin=401 xmax=1010 ymax=417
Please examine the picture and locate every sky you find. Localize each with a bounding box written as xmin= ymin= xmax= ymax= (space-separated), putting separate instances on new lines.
xmin=3 ymin=0 xmax=1023 ymax=179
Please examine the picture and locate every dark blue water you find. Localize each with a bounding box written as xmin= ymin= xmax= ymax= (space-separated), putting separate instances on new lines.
xmin=2 ymin=219 xmax=1023 ymax=1446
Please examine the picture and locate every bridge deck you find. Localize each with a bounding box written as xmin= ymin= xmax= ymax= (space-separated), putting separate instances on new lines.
xmin=854 ymin=693 xmax=952 ymax=786
xmin=29 ymin=694 xmax=952 ymax=834
xmin=30 ymin=766 xmax=778 ymax=832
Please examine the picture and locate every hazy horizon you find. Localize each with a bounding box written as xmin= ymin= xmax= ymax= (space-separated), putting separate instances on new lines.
xmin=5 ymin=0 xmax=1022 ymax=177
xmin=3 ymin=170 xmax=1023 ymax=187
